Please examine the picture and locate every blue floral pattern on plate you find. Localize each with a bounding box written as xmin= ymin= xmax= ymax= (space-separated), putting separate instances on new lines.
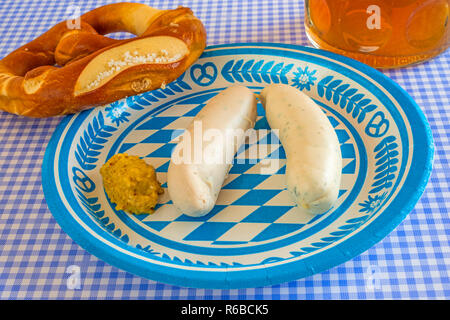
xmin=291 ymin=66 xmax=317 ymax=91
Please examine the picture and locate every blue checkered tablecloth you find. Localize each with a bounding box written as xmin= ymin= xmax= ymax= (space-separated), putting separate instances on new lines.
xmin=0 ymin=0 xmax=448 ymax=300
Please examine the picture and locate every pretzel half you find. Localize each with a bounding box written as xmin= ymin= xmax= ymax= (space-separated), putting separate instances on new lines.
xmin=0 ymin=2 xmax=206 ymax=117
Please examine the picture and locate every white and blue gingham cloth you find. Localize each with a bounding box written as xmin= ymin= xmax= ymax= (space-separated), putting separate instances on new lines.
xmin=0 ymin=0 xmax=448 ymax=299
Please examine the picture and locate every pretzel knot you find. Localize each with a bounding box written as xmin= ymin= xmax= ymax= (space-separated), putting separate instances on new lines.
xmin=0 ymin=3 xmax=207 ymax=117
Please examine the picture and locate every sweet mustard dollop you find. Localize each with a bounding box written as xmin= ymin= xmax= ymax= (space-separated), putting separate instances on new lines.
xmin=100 ymin=153 xmax=163 ymax=214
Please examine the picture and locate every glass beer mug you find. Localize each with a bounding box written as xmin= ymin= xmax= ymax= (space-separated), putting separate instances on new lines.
xmin=305 ymin=0 xmax=449 ymax=68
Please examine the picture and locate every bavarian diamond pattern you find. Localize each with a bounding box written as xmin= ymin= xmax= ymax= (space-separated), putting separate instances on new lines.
xmin=120 ymin=91 xmax=357 ymax=246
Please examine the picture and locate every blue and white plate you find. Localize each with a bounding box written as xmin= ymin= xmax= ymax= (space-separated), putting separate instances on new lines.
xmin=42 ymin=43 xmax=434 ymax=288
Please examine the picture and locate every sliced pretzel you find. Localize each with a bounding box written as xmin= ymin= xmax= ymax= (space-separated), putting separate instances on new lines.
xmin=0 ymin=2 xmax=206 ymax=117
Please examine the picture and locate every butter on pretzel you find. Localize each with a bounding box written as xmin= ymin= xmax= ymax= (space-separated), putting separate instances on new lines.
xmin=0 ymin=2 xmax=206 ymax=117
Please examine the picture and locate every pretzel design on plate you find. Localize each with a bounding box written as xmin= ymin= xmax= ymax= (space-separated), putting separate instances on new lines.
xmin=0 ymin=2 xmax=207 ymax=117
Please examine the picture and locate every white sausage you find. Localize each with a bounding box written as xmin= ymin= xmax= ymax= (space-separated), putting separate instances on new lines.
xmin=259 ymin=84 xmax=342 ymax=214
xmin=167 ymin=85 xmax=257 ymax=217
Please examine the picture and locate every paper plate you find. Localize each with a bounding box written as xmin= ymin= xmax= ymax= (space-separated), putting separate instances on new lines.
xmin=42 ymin=43 xmax=434 ymax=288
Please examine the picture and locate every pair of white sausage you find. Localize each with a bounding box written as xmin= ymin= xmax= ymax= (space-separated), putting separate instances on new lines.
xmin=167 ymin=84 xmax=342 ymax=217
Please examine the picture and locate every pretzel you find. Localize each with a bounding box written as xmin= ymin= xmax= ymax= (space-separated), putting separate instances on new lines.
xmin=0 ymin=2 xmax=206 ymax=117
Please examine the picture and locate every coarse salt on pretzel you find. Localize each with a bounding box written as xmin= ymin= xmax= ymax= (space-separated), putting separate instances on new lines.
xmin=0 ymin=2 xmax=206 ymax=117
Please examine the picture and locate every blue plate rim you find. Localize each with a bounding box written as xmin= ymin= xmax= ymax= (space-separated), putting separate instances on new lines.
xmin=42 ymin=42 xmax=434 ymax=289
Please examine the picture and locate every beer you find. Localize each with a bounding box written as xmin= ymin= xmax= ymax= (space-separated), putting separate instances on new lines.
xmin=305 ymin=0 xmax=449 ymax=68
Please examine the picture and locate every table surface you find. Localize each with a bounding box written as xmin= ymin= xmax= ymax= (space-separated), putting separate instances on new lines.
xmin=0 ymin=0 xmax=448 ymax=300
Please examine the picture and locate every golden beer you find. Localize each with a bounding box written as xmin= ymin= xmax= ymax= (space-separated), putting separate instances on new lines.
xmin=305 ymin=0 xmax=449 ymax=68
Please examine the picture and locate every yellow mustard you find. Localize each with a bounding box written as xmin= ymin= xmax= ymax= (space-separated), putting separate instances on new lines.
xmin=100 ymin=153 xmax=163 ymax=214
